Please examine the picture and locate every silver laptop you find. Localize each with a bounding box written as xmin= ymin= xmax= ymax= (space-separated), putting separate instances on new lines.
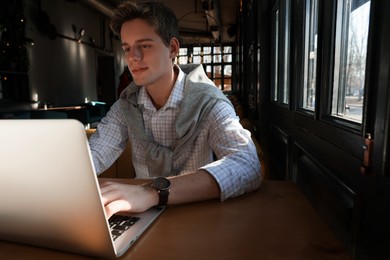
xmin=0 ymin=119 xmax=164 ymax=258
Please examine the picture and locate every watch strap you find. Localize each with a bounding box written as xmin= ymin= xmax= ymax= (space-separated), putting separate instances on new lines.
xmin=151 ymin=177 xmax=171 ymax=206
xmin=157 ymin=189 xmax=169 ymax=206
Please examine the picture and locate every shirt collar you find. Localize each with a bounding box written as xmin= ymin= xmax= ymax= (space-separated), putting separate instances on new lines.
xmin=138 ymin=65 xmax=187 ymax=111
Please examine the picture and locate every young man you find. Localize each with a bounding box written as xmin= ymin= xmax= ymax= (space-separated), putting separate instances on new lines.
xmin=89 ymin=1 xmax=261 ymax=218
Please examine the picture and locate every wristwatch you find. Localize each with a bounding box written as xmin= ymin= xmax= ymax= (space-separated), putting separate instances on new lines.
xmin=150 ymin=177 xmax=171 ymax=206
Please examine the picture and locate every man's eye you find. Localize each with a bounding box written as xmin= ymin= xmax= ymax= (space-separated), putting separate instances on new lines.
xmin=123 ymin=48 xmax=130 ymax=53
xmin=141 ymin=44 xmax=150 ymax=49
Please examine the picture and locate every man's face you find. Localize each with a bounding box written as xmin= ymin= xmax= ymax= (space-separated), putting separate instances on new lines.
xmin=120 ymin=18 xmax=178 ymax=88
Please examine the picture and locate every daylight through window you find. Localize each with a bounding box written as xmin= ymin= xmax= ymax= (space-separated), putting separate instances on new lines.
xmin=176 ymin=45 xmax=233 ymax=92
xmin=332 ymin=0 xmax=371 ymax=123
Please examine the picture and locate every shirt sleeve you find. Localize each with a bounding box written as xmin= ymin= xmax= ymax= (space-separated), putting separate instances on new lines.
xmin=88 ymin=101 xmax=129 ymax=174
xmin=200 ymin=101 xmax=262 ymax=201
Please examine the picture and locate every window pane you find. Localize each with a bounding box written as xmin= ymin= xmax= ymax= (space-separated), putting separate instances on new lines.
xmin=272 ymin=9 xmax=279 ymax=101
xmin=281 ymin=0 xmax=290 ymax=105
xmin=213 ymin=54 xmax=221 ymax=63
xmin=302 ymin=0 xmax=318 ymax=111
xmin=193 ymin=47 xmax=201 ymax=55
xmin=224 ymin=65 xmax=232 ymax=76
xmin=332 ymin=0 xmax=370 ymax=123
xmin=193 ymin=56 xmax=201 ymax=64
xmin=203 ymin=47 xmax=211 ymax=54
xmin=203 ymin=55 xmax=212 ymax=63
xmin=214 ymin=65 xmax=222 ymax=77
xmin=224 ymin=65 xmax=232 ymax=92
xmin=179 ymin=48 xmax=187 ymax=56
xmin=177 ymin=56 xmax=188 ymax=64
xmin=223 ymin=54 xmax=232 ymax=62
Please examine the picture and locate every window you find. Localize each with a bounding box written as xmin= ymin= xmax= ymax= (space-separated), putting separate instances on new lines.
xmin=176 ymin=45 xmax=233 ymax=92
xmin=271 ymin=0 xmax=291 ymax=105
xmin=178 ymin=48 xmax=188 ymax=65
xmin=331 ymin=0 xmax=371 ymax=123
xmin=272 ymin=8 xmax=279 ymax=102
xmin=301 ymin=0 xmax=319 ymax=111
xmin=282 ymin=0 xmax=291 ymax=105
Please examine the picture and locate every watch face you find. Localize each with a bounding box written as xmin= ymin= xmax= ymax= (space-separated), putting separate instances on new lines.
xmin=152 ymin=177 xmax=171 ymax=190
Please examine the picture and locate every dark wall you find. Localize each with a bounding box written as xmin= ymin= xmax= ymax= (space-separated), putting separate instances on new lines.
xmin=23 ymin=0 xmax=125 ymax=107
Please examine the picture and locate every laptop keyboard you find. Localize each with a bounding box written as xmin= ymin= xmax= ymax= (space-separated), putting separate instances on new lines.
xmin=109 ymin=215 xmax=140 ymax=241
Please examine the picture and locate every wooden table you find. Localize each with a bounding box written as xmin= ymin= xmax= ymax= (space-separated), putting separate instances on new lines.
xmin=0 ymin=180 xmax=351 ymax=259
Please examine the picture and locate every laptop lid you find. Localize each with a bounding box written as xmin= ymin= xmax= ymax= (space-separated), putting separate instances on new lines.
xmin=0 ymin=119 xmax=164 ymax=258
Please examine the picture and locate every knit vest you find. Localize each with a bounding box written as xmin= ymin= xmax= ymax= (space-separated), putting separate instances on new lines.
xmin=119 ymin=64 xmax=233 ymax=177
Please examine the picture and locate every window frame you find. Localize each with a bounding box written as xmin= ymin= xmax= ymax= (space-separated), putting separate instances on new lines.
xmin=298 ymin=0 xmax=319 ymax=116
xmin=317 ymin=0 xmax=372 ymax=134
xmin=271 ymin=0 xmax=291 ymax=108
xmin=176 ymin=44 xmax=234 ymax=93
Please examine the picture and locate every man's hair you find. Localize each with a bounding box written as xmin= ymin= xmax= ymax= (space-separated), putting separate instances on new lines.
xmin=110 ymin=1 xmax=179 ymax=47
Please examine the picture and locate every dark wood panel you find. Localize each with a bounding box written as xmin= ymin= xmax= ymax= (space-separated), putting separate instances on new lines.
xmin=294 ymin=149 xmax=358 ymax=255
xmin=268 ymin=124 xmax=289 ymax=180
xmin=295 ymin=112 xmax=364 ymax=160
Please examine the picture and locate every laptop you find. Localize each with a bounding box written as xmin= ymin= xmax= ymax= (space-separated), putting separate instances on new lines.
xmin=0 ymin=119 xmax=165 ymax=258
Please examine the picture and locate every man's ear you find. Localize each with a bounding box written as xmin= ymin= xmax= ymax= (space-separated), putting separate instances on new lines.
xmin=169 ymin=37 xmax=180 ymax=59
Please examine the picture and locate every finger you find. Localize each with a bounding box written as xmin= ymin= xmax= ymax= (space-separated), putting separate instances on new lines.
xmin=99 ymin=180 xmax=115 ymax=189
xmin=105 ymin=199 xmax=132 ymax=218
xmin=100 ymin=186 xmax=122 ymax=206
xmin=99 ymin=182 xmax=123 ymax=197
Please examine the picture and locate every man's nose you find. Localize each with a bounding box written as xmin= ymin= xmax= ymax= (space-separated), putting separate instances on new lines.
xmin=127 ymin=46 xmax=142 ymax=61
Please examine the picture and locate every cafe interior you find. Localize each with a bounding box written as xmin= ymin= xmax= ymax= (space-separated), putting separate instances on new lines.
xmin=1 ymin=0 xmax=386 ymax=259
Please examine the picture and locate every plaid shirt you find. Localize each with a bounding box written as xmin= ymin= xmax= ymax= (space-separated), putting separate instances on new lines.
xmin=89 ymin=66 xmax=261 ymax=200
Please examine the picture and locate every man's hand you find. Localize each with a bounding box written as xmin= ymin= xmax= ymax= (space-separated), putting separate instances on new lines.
xmin=99 ymin=180 xmax=158 ymax=218
xmin=98 ymin=170 xmax=220 ymax=218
